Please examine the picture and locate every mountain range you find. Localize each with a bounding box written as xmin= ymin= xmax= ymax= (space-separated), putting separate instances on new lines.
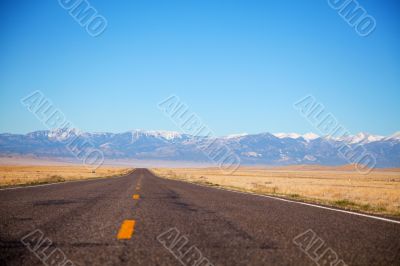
xmin=0 ymin=129 xmax=399 ymax=168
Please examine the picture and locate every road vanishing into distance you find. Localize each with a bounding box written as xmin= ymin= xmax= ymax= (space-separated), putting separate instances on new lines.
xmin=0 ymin=169 xmax=399 ymax=265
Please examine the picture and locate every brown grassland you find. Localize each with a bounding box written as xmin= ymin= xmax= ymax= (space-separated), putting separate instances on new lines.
xmin=152 ymin=166 xmax=400 ymax=217
xmin=0 ymin=165 xmax=133 ymax=188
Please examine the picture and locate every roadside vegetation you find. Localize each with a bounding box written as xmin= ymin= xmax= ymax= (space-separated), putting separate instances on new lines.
xmin=0 ymin=165 xmax=133 ymax=188
xmin=152 ymin=166 xmax=400 ymax=217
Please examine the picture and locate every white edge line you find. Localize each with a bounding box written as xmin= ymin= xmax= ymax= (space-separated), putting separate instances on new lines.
xmin=157 ymin=175 xmax=400 ymax=225
xmin=0 ymin=170 xmax=136 ymax=191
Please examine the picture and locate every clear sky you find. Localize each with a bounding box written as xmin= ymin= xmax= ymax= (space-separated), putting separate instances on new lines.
xmin=0 ymin=0 xmax=399 ymax=136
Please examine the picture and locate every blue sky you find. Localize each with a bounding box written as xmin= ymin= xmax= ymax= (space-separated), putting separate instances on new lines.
xmin=0 ymin=0 xmax=399 ymax=136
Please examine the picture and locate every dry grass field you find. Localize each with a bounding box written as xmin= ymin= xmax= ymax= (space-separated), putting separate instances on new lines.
xmin=152 ymin=166 xmax=400 ymax=217
xmin=0 ymin=165 xmax=133 ymax=188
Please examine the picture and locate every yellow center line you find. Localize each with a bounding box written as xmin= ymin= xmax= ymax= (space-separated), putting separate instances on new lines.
xmin=117 ymin=220 xmax=136 ymax=240
xmin=132 ymin=194 xmax=140 ymax=200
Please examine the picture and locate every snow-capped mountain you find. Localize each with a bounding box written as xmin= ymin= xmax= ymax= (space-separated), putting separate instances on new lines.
xmin=273 ymin=132 xmax=320 ymax=141
xmin=224 ymin=133 xmax=249 ymax=139
xmin=324 ymin=132 xmax=387 ymax=144
xmin=130 ymin=129 xmax=185 ymax=140
xmin=386 ymin=132 xmax=400 ymax=141
xmin=0 ymin=130 xmax=399 ymax=167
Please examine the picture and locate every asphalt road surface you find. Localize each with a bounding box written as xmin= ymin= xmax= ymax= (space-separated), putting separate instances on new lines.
xmin=0 ymin=169 xmax=399 ymax=266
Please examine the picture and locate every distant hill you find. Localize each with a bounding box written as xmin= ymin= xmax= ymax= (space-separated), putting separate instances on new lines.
xmin=0 ymin=129 xmax=399 ymax=168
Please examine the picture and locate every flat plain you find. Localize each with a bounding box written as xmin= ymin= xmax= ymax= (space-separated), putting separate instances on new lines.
xmin=0 ymin=165 xmax=133 ymax=188
xmin=1 ymin=169 xmax=399 ymax=265
xmin=152 ymin=166 xmax=400 ymax=217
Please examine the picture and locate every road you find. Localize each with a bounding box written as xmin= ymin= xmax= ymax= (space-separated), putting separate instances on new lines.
xmin=0 ymin=168 xmax=399 ymax=265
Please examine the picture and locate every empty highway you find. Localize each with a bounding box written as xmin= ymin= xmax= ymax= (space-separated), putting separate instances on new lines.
xmin=0 ymin=169 xmax=399 ymax=265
